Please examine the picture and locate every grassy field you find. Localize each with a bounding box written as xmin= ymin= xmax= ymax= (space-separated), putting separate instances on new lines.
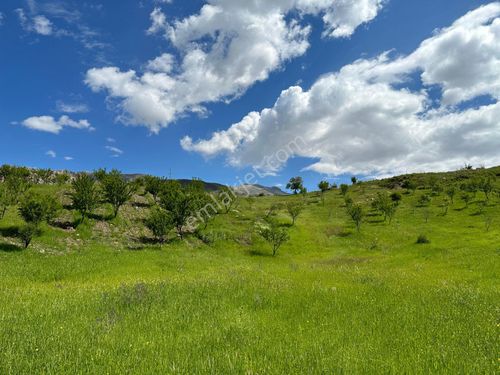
xmin=0 ymin=176 xmax=498 ymax=373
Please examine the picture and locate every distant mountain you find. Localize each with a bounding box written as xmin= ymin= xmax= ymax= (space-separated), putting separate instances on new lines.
xmin=121 ymin=174 xmax=287 ymax=196
xmin=231 ymin=184 xmax=288 ymax=196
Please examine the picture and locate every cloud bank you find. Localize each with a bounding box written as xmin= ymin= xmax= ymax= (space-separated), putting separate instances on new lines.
xmin=86 ymin=0 xmax=384 ymax=133
xmin=182 ymin=3 xmax=500 ymax=176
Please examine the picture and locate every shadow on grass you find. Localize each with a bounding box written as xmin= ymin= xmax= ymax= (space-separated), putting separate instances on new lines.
xmin=246 ymin=249 xmax=273 ymax=257
xmin=132 ymin=201 xmax=152 ymax=209
xmin=49 ymin=219 xmax=78 ymax=230
xmin=0 ymin=242 xmax=23 ymax=252
xmin=0 ymin=226 xmax=20 ymax=237
xmin=88 ymin=212 xmax=115 ymax=222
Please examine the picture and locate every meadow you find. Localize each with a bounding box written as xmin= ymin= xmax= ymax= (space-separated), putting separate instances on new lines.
xmin=0 ymin=170 xmax=498 ymax=374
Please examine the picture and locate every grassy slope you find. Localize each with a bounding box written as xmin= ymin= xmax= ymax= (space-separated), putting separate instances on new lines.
xmin=0 ymin=179 xmax=498 ymax=373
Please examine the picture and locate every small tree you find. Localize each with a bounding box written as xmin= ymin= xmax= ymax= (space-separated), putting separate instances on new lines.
xmin=460 ymin=192 xmax=472 ymax=208
xmin=70 ymin=173 xmax=101 ymax=223
xmin=18 ymin=192 xmax=59 ymax=225
xmin=145 ymin=207 xmax=174 ymax=243
xmin=286 ymin=201 xmax=304 ymax=225
xmin=347 ymin=203 xmax=364 ymax=232
xmin=102 ymin=169 xmax=136 ymax=218
xmin=351 ymin=176 xmax=358 ymax=185
xmin=478 ymin=177 xmax=494 ymax=201
xmin=17 ymin=192 xmax=59 ymax=248
xmin=340 ymin=184 xmax=349 ymax=196
xmin=159 ymin=179 xmax=208 ymax=239
xmin=441 ymin=197 xmax=450 ymax=216
xmin=286 ymin=177 xmax=304 ymax=195
xmin=445 ymin=186 xmax=456 ymax=204
xmin=93 ymin=168 xmax=108 ymax=183
xmin=418 ymin=193 xmax=431 ymax=207
xmin=144 ymin=175 xmax=164 ymax=202
xmin=259 ymin=220 xmax=289 ymax=256
xmin=0 ymin=184 xmax=9 ymax=220
xmin=372 ymin=192 xmax=398 ymax=223
xmin=19 ymin=224 xmax=41 ymax=249
xmin=318 ymin=181 xmax=329 ymax=205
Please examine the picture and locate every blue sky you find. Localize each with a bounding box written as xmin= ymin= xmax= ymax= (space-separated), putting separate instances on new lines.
xmin=1 ymin=0 xmax=499 ymax=191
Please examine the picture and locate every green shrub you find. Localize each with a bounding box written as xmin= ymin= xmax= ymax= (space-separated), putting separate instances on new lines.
xmin=18 ymin=192 xmax=59 ymax=225
xmin=18 ymin=224 xmax=41 ymax=249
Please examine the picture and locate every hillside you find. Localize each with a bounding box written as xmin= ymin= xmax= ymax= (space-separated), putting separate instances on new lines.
xmin=0 ymin=166 xmax=498 ymax=373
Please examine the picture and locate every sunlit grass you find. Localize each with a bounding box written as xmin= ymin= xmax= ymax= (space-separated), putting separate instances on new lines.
xmin=0 ymin=182 xmax=498 ymax=373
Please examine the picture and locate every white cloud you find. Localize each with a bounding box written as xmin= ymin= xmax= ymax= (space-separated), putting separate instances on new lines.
xmin=86 ymin=0 xmax=384 ymax=133
xmin=105 ymin=145 xmax=124 ymax=157
xmin=106 ymin=137 xmax=116 ymax=143
xmin=56 ymin=101 xmax=89 ymax=113
xmin=64 ymin=156 xmax=73 ymax=161
xmin=182 ymin=3 xmax=500 ymax=177
xmin=0 ymin=12 xmax=4 ymax=26
xmin=33 ymin=15 xmax=53 ymax=35
xmin=46 ymin=150 xmax=56 ymax=158
xmin=21 ymin=115 xmax=94 ymax=134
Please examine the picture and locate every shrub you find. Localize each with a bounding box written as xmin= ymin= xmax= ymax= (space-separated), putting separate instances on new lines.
xmin=145 ymin=207 xmax=173 ymax=243
xmin=144 ymin=175 xmax=164 ymax=202
xmin=416 ymin=234 xmax=430 ymax=244
xmin=351 ymin=176 xmax=358 ymax=185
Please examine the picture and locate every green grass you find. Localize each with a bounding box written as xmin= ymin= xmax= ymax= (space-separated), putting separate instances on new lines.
xmin=0 ymin=181 xmax=499 ymax=373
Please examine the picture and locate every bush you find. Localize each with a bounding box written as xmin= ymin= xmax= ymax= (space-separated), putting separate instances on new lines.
xmin=340 ymin=184 xmax=349 ymax=196
xmin=416 ymin=234 xmax=430 ymax=244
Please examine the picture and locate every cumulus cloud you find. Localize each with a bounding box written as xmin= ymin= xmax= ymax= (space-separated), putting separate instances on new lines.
xmin=182 ymin=3 xmax=500 ymax=177
xmin=21 ymin=115 xmax=94 ymax=134
xmin=86 ymin=0 xmax=384 ymax=133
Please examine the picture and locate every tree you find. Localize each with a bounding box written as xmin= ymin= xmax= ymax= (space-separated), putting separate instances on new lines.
xmin=478 ymin=177 xmax=494 ymax=201
xmin=18 ymin=192 xmax=59 ymax=225
xmin=19 ymin=224 xmax=41 ymax=249
xmin=70 ymin=173 xmax=101 ymax=223
xmin=445 ymin=186 xmax=456 ymax=204
xmin=145 ymin=207 xmax=174 ymax=243
xmin=144 ymin=175 xmax=164 ymax=202
xmin=259 ymin=219 xmax=289 ymax=256
xmin=17 ymin=192 xmax=59 ymax=248
xmin=93 ymin=168 xmax=108 ymax=183
xmin=340 ymin=184 xmax=349 ymax=196
xmin=318 ymin=180 xmax=330 ymax=205
xmin=402 ymin=179 xmax=417 ymax=194
xmin=351 ymin=176 xmax=358 ymax=185
xmin=372 ymin=192 xmax=398 ymax=223
xmin=286 ymin=201 xmax=304 ymax=225
xmin=347 ymin=203 xmax=364 ymax=232
xmin=460 ymin=192 xmax=472 ymax=208
xmin=418 ymin=193 xmax=431 ymax=207
xmin=101 ymin=169 xmax=136 ymax=218
xmin=286 ymin=177 xmax=304 ymax=195
xmin=159 ymin=179 xmax=208 ymax=239
xmin=0 ymin=184 xmax=9 ymax=220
